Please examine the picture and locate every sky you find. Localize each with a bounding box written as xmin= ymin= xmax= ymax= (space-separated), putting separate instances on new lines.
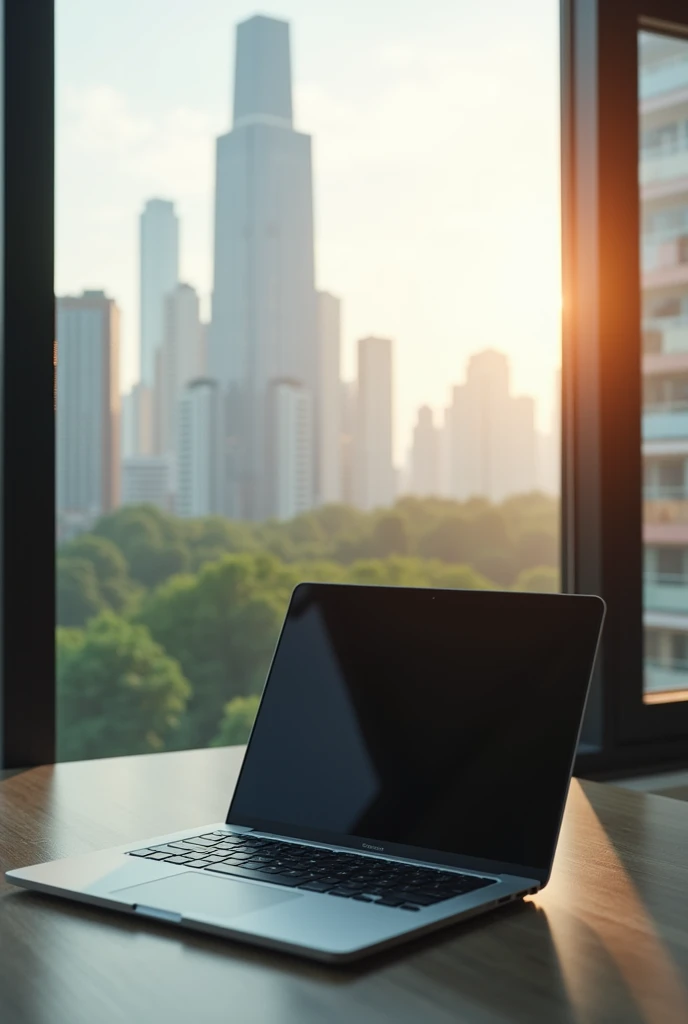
xmin=56 ymin=0 xmax=562 ymax=458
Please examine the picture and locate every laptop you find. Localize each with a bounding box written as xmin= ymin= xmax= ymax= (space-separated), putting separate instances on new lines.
xmin=7 ymin=583 xmax=604 ymax=963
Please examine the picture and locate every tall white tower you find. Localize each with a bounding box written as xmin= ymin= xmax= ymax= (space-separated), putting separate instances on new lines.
xmin=209 ymin=15 xmax=316 ymax=520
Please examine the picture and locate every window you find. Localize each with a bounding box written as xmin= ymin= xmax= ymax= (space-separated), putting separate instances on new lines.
xmin=54 ymin=1 xmax=561 ymax=760
xmin=641 ymin=30 xmax=688 ymax=707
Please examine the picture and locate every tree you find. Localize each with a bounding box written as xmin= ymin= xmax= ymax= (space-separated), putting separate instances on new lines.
xmin=515 ymin=530 xmax=558 ymax=574
xmin=418 ymin=517 xmax=470 ymax=563
xmin=211 ymin=695 xmax=261 ymax=747
xmin=137 ymin=555 xmax=287 ymax=748
xmin=370 ymin=513 xmax=410 ymax=557
xmin=57 ymin=558 xmax=106 ymax=627
xmin=57 ymin=614 xmax=190 ymax=761
xmin=514 ymin=566 xmax=559 ymax=593
xmin=127 ymin=539 xmax=191 ymax=589
xmin=60 ymin=534 xmax=135 ymax=612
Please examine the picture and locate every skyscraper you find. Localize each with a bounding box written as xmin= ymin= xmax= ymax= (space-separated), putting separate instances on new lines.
xmin=446 ymin=349 xmax=537 ymax=502
xmin=209 ymin=15 xmax=317 ymax=520
xmin=411 ymin=405 xmax=441 ymax=497
xmin=121 ymin=456 xmax=171 ymax=512
xmin=56 ymin=290 xmax=120 ymax=533
xmin=317 ymin=291 xmax=342 ymax=505
xmin=340 ymin=380 xmax=357 ymax=506
xmin=156 ymin=283 xmax=203 ymax=457
xmin=269 ymin=379 xmax=314 ymax=520
xmin=354 ymin=336 xmax=395 ymax=511
xmin=140 ymin=198 xmax=179 ymax=389
xmin=177 ymin=379 xmax=221 ymax=518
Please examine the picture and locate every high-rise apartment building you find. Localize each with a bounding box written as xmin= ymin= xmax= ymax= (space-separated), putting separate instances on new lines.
xmin=354 ymin=336 xmax=395 ymax=511
xmin=121 ymin=456 xmax=171 ymax=512
xmin=410 ymin=405 xmax=441 ymax=497
xmin=639 ymin=34 xmax=688 ymax=698
xmin=56 ymin=290 xmax=120 ymax=533
xmin=209 ymin=15 xmax=317 ymax=520
xmin=537 ymin=368 xmax=561 ymax=495
xmin=270 ymin=380 xmax=314 ymax=520
xmin=140 ymin=199 xmax=179 ymax=389
xmin=317 ymin=291 xmax=342 ymax=505
xmin=340 ymin=380 xmax=357 ymax=506
xmin=156 ymin=283 xmax=203 ymax=457
xmin=176 ymin=380 xmax=221 ymax=518
xmin=446 ymin=349 xmax=537 ymax=502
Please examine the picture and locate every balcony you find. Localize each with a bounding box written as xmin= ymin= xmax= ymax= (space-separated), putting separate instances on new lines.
xmin=640 ymin=140 xmax=688 ymax=187
xmin=644 ymin=573 xmax=688 ymax=614
xmin=644 ymin=661 xmax=688 ymax=703
xmin=643 ymin=401 xmax=688 ymax=441
xmin=640 ymin=50 xmax=688 ymax=102
xmin=644 ymin=488 xmax=688 ymax=526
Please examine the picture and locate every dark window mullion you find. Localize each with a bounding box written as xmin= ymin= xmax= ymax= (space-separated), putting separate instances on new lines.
xmin=0 ymin=0 xmax=55 ymax=769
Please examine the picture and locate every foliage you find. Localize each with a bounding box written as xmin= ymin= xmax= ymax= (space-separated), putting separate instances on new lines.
xmin=57 ymin=614 xmax=190 ymax=761
xmin=211 ymin=694 xmax=262 ymax=747
xmin=137 ymin=555 xmax=288 ymax=749
xmin=57 ymin=495 xmax=559 ymax=757
xmin=513 ymin=566 xmax=560 ymax=593
xmin=57 ymin=558 xmax=106 ymax=627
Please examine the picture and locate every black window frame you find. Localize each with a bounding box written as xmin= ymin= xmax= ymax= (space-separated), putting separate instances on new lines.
xmin=565 ymin=0 xmax=688 ymax=775
xmin=2 ymin=0 xmax=688 ymax=772
xmin=0 ymin=0 xmax=55 ymax=770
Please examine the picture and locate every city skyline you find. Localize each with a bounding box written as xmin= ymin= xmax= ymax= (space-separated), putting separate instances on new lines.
xmin=56 ymin=0 xmax=561 ymax=456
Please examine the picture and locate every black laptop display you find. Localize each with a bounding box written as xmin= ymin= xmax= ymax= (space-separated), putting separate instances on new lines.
xmin=229 ymin=584 xmax=604 ymax=880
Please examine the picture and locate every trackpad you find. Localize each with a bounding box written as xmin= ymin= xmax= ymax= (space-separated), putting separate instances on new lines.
xmin=113 ymin=872 xmax=302 ymax=921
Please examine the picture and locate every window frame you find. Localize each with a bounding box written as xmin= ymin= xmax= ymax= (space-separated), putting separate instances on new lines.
xmin=0 ymin=0 xmax=55 ymax=770
xmin=564 ymin=0 xmax=688 ymax=774
xmin=3 ymin=0 xmax=688 ymax=772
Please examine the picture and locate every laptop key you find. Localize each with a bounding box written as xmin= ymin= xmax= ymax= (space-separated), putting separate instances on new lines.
xmin=376 ymin=897 xmax=404 ymax=907
xmin=298 ymin=880 xmax=335 ymax=892
xmin=129 ymin=849 xmax=155 ymax=857
xmin=165 ymin=856 xmax=195 ymax=865
xmin=400 ymin=904 xmax=421 ymax=911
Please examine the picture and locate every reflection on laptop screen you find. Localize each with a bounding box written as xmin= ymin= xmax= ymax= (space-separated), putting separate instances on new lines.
xmin=228 ymin=584 xmax=603 ymax=873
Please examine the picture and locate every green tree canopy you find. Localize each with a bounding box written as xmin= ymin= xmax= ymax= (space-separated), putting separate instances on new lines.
xmin=60 ymin=534 xmax=135 ymax=612
xmin=211 ymin=694 xmax=261 ymax=747
xmin=57 ymin=558 xmax=106 ymax=627
xmin=57 ymin=614 xmax=190 ymax=761
xmin=370 ymin=513 xmax=410 ymax=557
xmin=514 ymin=566 xmax=560 ymax=593
xmin=137 ymin=555 xmax=287 ymax=748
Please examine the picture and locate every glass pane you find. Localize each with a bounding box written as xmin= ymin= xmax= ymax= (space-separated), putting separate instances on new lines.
xmin=640 ymin=30 xmax=688 ymax=705
xmin=56 ymin=2 xmax=561 ymax=759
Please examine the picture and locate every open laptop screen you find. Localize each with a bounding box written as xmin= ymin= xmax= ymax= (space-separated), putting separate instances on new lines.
xmin=228 ymin=584 xmax=604 ymax=876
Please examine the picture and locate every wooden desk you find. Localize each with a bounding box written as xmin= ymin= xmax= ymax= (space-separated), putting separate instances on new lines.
xmin=2 ymin=748 xmax=688 ymax=1024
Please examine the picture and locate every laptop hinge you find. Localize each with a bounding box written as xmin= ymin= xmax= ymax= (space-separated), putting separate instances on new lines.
xmin=225 ymin=824 xmax=253 ymax=834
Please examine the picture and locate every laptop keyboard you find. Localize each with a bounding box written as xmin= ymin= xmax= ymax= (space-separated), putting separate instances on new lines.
xmin=127 ymin=832 xmax=497 ymax=911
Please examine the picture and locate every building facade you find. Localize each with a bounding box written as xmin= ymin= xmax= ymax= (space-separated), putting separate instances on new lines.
xmin=270 ymin=380 xmax=314 ymax=520
xmin=209 ymin=15 xmax=317 ymax=520
xmin=445 ymin=349 xmax=537 ymax=503
xmin=140 ymin=198 xmax=179 ymax=390
xmin=410 ymin=405 xmax=441 ymax=497
xmin=640 ymin=33 xmax=688 ymax=699
xmin=317 ymin=291 xmax=342 ymax=505
xmin=157 ymin=283 xmax=204 ymax=457
xmin=56 ymin=290 xmax=120 ymax=536
xmin=176 ymin=379 xmax=221 ymax=518
xmin=354 ymin=336 xmax=395 ymax=511
xmin=121 ymin=456 xmax=171 ymax=512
